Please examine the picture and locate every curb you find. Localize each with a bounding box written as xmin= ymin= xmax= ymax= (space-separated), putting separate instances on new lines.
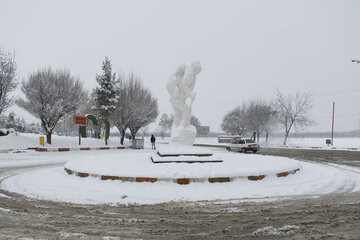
xmin=194 ymin=143 xmax=360 ymax=151
xmin=35 ymin=146 xmax=126 ymax=152
xmin=64 ymin=167 xmax=301 ymax=185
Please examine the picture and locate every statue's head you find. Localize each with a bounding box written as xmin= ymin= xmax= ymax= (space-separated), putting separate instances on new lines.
xmin=175 ymin=64 xmax=186 ymax=76
xmin=191 ymin=61 xmax=201 ymax=75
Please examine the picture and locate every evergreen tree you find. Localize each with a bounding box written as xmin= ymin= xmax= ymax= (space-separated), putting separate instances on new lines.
xmin=94 ymin=57 xmax=118 ymax=145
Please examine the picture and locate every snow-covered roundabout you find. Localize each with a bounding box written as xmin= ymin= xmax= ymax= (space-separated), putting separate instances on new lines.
xmin=2 ymin=147 xmax=360 ymax=205
xmin=64 ymin=147 xmax=301 ymax=183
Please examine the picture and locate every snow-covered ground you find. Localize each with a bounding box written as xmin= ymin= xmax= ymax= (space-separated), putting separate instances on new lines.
xmin=0 ymin=132 xmax=126 ymax=150
xmin=1 ymin=132 xmax=360 ymax=150
xmin=64 ymin=149 xmax=301 ymax=178
xmin=2 ymin=157 xmax=360 ymax=205
xmin=1 ymin=133 xmax=360 ymax=205
xmin=194 ymin=137 xmax=360 ymax=150
xmin=1 ymin=147 xmax=360 ymax=205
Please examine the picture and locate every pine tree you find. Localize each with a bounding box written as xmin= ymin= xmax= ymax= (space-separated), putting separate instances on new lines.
xmin=94 ymin=57 xmax=118 ymax=145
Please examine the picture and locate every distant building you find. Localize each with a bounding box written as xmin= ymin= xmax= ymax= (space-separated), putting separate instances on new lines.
xmin=197 ymin=126 xmax=210 ymax=136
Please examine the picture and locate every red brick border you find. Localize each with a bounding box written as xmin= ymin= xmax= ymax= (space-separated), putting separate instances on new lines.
xmin=277 ymin=168 xmax=300 ymax=177
xmin=77 ymin=172 xmax=89 ymax=178
xmin=35 ymin=146 xmax=127 ymax=152
xmin=177 ymin=178 xmax=190 ymax=185
xmin=65 ymin=167 xmax=301 ymax=185
xmin=208 ymin=177 xmax=231 ymax=183
xmin=277 ymin=172 xmax=289 ymax=177
xmin=98 ymin=147 xmax=110 ymax=150
xmin=101 ymin=175 xmax=121 ymax=180
xmin=36 ymin=148 xmax=48 ymax=152
xmin=80 ymin=147 xmax=91 ymax=151
xmin=58 ymin=148 xmax=70 ymax=152
xmin=136 ymin=177 xmax=158 ymax=183
xmin=248 ymin=175 xmax=265 ymax=181
xmin=64 ymin=168 xmax=73 ymax=175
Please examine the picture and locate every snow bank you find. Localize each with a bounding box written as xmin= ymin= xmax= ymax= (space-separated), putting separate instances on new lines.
xmin=0 ymin=133 xmax=123 ymax=150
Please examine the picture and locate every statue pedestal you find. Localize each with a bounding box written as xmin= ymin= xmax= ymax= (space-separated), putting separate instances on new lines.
xmin=170 ymin=125 xmax=197 ymax=146
xmin=152 ymin=145 xmax=220 ymax=163
xmin=152 ymin=124 xmax=219 ymax=164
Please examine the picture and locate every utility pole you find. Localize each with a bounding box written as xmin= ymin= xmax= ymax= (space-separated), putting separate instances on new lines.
xmin=331 ymin=102 xmax=335 ymax=146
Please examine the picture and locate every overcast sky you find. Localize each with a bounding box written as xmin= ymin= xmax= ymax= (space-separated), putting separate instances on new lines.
xmin=1 ymin=0 xmax=360 ymax=133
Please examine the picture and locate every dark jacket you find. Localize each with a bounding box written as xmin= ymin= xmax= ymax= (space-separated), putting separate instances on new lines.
xmin=150 ymin=136 xmax=156 ymax=143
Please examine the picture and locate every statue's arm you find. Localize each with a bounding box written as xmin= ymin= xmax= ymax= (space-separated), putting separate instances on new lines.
xmin=166 ymin=75 xmax=177 ymax=94
xmin=167 ymin=65 xmax=185 ymax=94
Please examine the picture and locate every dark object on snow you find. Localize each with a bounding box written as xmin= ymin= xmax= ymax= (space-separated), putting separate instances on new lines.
xmin=132 ymin=138 xmax=144 ymax=149
xmin=0 ymin=130 xmax=9 ymax=136
xmin=151 ymin=135 xmax=156 ymax=150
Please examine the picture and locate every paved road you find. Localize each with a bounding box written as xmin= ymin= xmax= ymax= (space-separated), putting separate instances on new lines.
xmin=0 ymin=148 xmax=359 ymax=239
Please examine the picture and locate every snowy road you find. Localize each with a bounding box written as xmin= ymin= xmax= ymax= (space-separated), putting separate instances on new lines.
xmin=0 ymin=148 xmax=359 ymax=239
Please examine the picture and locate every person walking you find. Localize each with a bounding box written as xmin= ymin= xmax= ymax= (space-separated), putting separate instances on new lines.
xmin=150 ymin=135 xmax=156 ymax=149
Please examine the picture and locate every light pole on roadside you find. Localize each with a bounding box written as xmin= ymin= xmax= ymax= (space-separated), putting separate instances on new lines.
xmin=331 ymin=102 xmax=335 ymax=146
xmin=331 ymin=59 xmax=359 ymax=145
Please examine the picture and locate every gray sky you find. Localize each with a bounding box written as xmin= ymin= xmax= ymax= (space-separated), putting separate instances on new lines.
xmin=1 ymin=0 xmax=360 ymax=132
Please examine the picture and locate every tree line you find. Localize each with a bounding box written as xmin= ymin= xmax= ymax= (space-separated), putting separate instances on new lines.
xmin=220 ymin=89 xmax=314 ymax=145
xmin=0 ymin=112 xmax=42 ymax=133
xmin=0 ymin=47 xmax=158 ymax=144
xmin=1 ymin=46 xmax=314 ymax=145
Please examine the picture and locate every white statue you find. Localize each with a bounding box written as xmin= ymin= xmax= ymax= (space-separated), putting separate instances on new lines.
xmin=166 ymin=61 xmax=201 ymax=145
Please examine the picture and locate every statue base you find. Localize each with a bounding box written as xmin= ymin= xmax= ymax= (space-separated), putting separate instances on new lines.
xmin=170 ymin=125 xmax=197 ymax=146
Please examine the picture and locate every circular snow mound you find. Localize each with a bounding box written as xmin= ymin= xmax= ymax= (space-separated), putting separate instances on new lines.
xmin=2 ymin=149 xmax=360 ymax=205
xmin=64 ymin=150 xmax=302 ymax=183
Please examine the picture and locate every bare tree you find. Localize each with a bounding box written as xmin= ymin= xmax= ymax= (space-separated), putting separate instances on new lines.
xmin=111 ymin=75 xmax=127 ymax=144
xmin=0 ymin=47 xmax=18 ymax=116
xmin=221 ymin=106 xmax=247 ymax=135
xmin=17 ymin=67 xmax=87 ymax=144
xmin=190 ymin=115 xmax=202 ymax=134
xmin=159 ymin=114 xmax=172 ymax=131
xmin=274 ymin=89 xmax=315 ymax=145
xmin=111 ymin=73 xmax=159 ymax=144
xmin=245 ymin=99 xmax=276 ymax=142
xmin=159 ymin=113 xmax=172 ymax=138
xmin=126 ymin=75 xmax=158 ymax=139
xmin=221 ymin=100 xmax=276 ymax=141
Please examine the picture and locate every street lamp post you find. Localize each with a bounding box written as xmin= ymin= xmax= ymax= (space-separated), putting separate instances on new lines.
xmin=331 ymin=102 xmax=335 ymax=146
